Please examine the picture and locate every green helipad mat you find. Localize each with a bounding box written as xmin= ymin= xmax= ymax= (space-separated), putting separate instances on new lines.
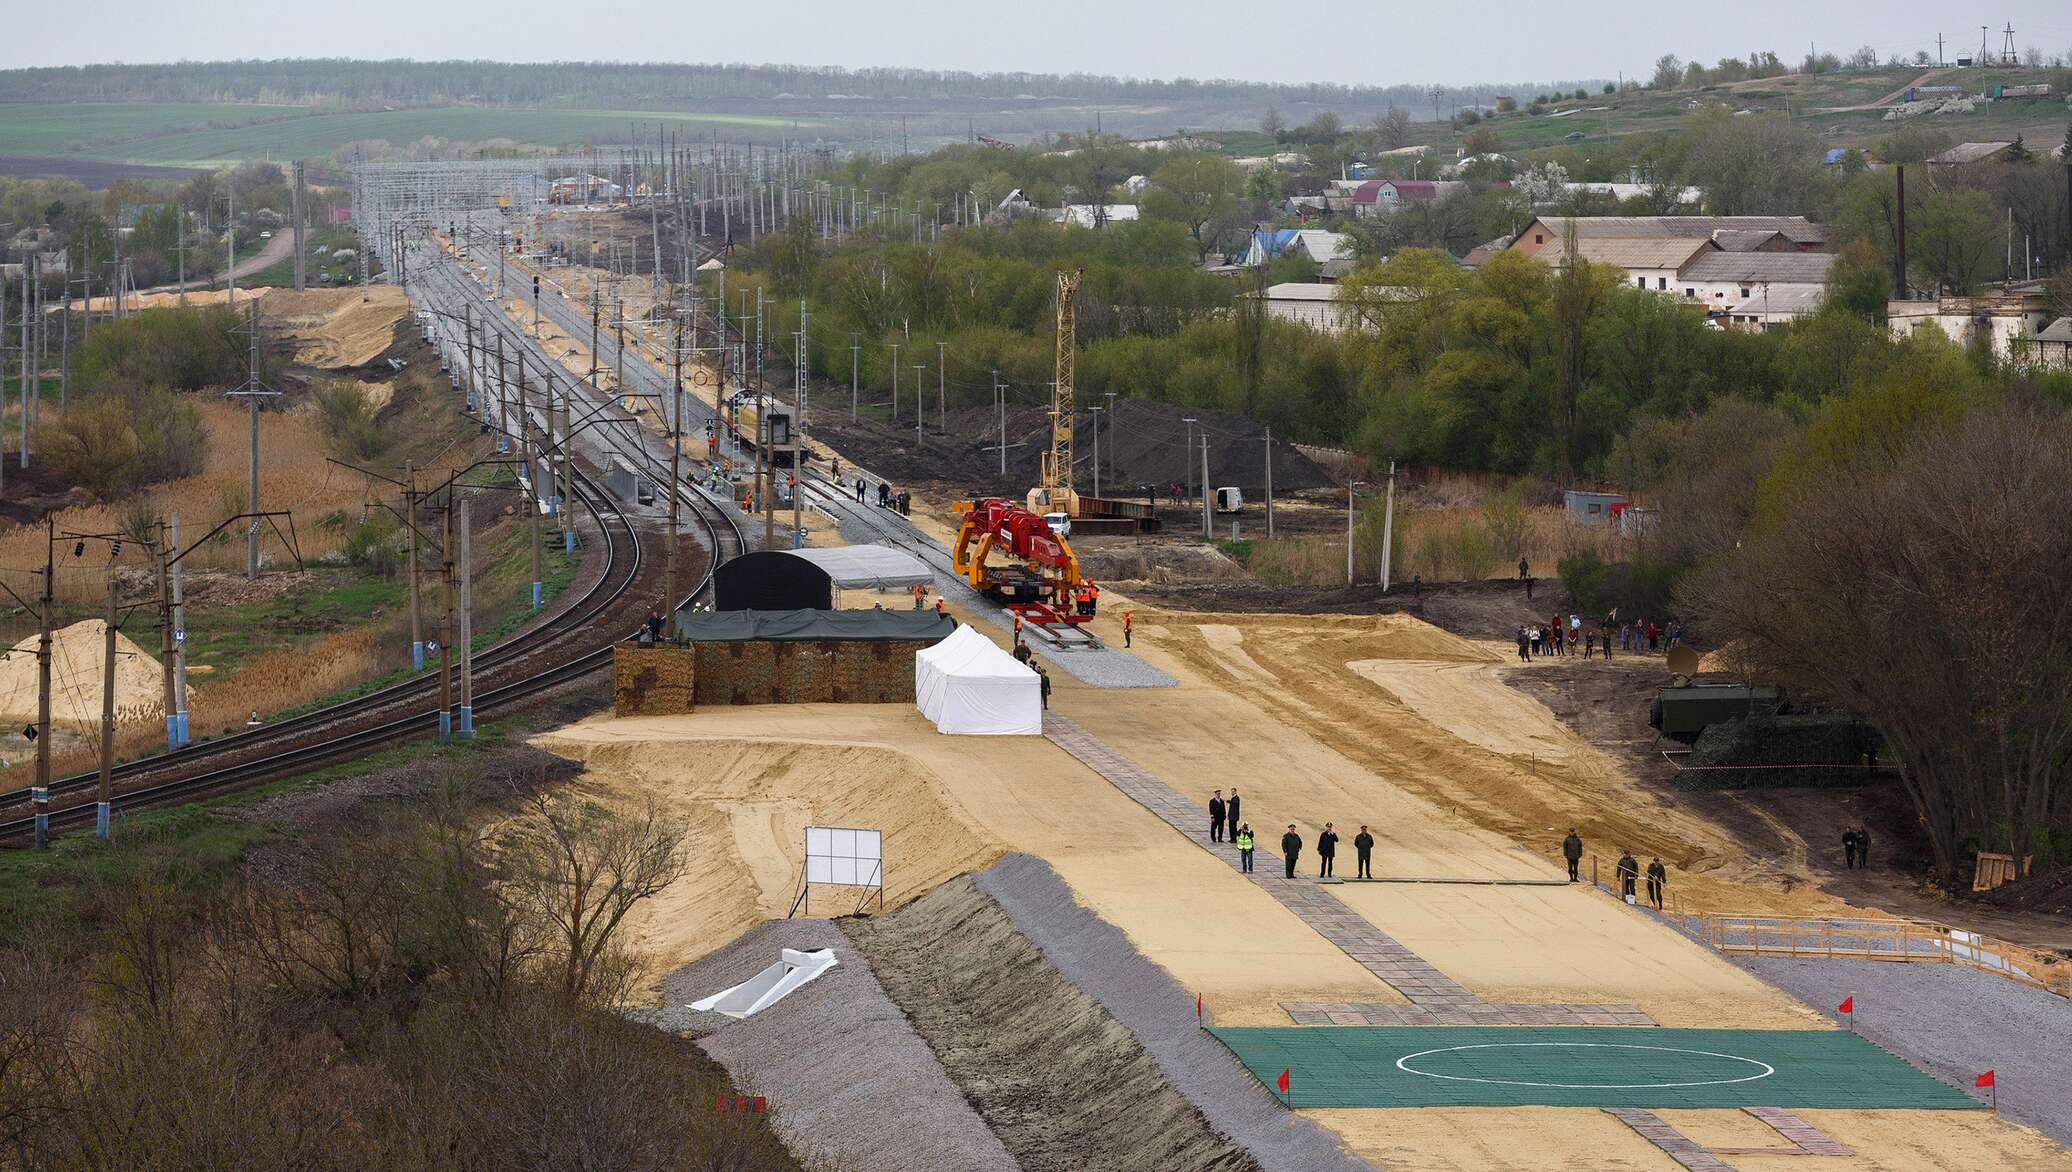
xmin=1207 ymin=1026 xmax=1983 ymax=1110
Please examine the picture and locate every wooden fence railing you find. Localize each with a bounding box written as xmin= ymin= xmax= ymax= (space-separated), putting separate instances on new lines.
xmin=1681 ymin=913 xmax=2072 ymax=999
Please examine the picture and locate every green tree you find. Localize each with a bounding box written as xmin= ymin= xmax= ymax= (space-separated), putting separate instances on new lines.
xmin=1143 ymin=152 xmax=1243 ymax=261
xmin=1908 ymin=188 xmax=1998 ymax=295
xmin=1825 ymin=239 xmax=1891 ymax=322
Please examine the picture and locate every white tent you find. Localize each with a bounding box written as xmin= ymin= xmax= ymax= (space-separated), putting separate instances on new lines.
xmin=914 ymin=624 xmax=1042 ymax=735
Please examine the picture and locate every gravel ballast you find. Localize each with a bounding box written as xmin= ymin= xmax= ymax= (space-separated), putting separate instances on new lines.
xmin=974 ymin=853 xmax=1377 ymax=1172
xmin=646 ymin=919 xmax=1017 ymax=1172
xmin=1736 ymin=956 xmax=2072 ymax=1145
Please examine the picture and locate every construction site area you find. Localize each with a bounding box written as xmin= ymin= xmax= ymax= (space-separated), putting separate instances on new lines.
xmin=330 ymin=155 xmax=2072 ymax=1172
xmin=7 ymin=148 xmax=2061 ymax=1170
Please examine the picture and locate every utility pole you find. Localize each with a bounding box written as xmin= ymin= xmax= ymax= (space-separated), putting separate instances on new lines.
xmin=225 ymin=300 xmax=278 ymax=580
xmin=169 ymin=513 xmax=188 ymax=746
xmin=405 ymin=462 xmax=424 ymax=670
xmin=667 ymin=321 xmax=684 ymax=611
xmin=1183 ymin=417 xmax=1198 ymax=505
xmin=1346 ymin=482 xmax=1360 ymax=586
xmin=96 ymin=575 xmax=116 ymax=838
xmin=1380 ymin=459 xmax=1397 ymax=590
xmin=438 ymin=496 xmax=454 ymax=743
xmin=889 ymin=341 xmax=900 ymax=419
xmin=457 ymin=497 xmax=473 ymax=739
xmin=528 ymin=374 xmax=543 ymax=608
xmin=1264 ymin=426 xmax=1275 ymax=538
xmin=157 ymin=522 xmax=177 ymax=753
xmin=291 ymin=161 xmax=307 ymax=291
xmin=850 ymin=332 xmax=860 ymax=418
xmin=1090 ymin=405 xmax=1102 ymax=497
xmin=994 ymin=369 xmax=1005 ymax=475
xmin=794 ymin=299 xmax=806 ymax=549
xmin=937 ymin=339 xmax=947 ymax=429
xmin=914 ymin=364 xmax=926 ymax=443
xmin=226 ymin=181 xmax=236 ymax=308
xmin=32 ymin=517 xmax=52 ymax=849
xmin=1103 ymin=391 xmax=1117 ymax=487
xmin=1201 ymin=437 xmax=1212 ymax=539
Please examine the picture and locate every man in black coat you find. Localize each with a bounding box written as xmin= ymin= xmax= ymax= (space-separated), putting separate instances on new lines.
xmin=1354 ymin=825 xmax=1376 ymax=879
xmin=1855 ymin=825 xmax=1870 ymax=868
xmin=1281 ymin=825 xmax=1303 ymax=879
xmin=1842 ymin=828 xmax=1858 ymax=869
xmin=1226 ymin=789 xmax=1241 ymax=837
xmin=1562 ymin=828 xmax=1583 ymax=882
xmin=1209 ymin=790 xmax=1226 ymax=843
xmin=1317 ymin=823 xmax=1339 ymax=878
xmin=1617 ymin=851 xmax=1639 ymax=901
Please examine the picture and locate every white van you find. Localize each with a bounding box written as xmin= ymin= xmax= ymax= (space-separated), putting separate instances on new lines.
xmin=1213 ymin=487 xmax=1244 ymax=514
xmin=1042 ymin=512 xmax=1071 ymax=538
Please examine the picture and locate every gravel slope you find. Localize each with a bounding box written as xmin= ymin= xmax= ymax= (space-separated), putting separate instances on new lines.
xmin=1736 ymin=956 xmax=2072 ymax=1145
xmin=975 ymin=853 xmax=1377 ymax=1172
xmin=643 ymin=919 xmax=1018 ymax=1172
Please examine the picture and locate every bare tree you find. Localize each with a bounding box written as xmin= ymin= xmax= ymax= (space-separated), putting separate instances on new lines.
xmin=502 ymin=795 xmax=686 ymax=1004
xmin=1681 ymin=403 xmax=2072 ymax=883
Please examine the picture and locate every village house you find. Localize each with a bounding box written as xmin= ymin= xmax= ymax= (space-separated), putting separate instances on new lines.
xmin=1889 ymin=291 xmax=2056 ymax=363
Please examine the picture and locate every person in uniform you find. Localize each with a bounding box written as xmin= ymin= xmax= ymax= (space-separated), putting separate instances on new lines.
xmin=1035 ymin=663 xmax=1051 ymax=710
xmin=1617 ymin=850 xmax=1639 ymax=901
xmin=1209 ymin=790 xmax=1227 ymax=843
xmin=1645 ymin=857 xmax=1667 ymax=910
xmin=1235 ymin=824 xmax=1255 ymax=872
xmin=1354 ymin=825 xmax=1376 ymax=879
xmin=1123 ymin=610 xmax=1133 ymax=648
xmin=1281 ymin=825 xmax=1303 ymax=879
xmin=1842 ymin=827 xmax=1859 ymax=869
xmin=1226 ymin=788 xmax=1241 ymax=836
xmin=1562 ymin=828 xmax=1583 ymax=882
xmin=1317 ymin=823 xmax=1339 ymax=878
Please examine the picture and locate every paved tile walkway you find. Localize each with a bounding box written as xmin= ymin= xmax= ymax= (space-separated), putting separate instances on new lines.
xmin=1044 ymin=713 xmax=1655 ymax=1024
xmin=1736 ymin=1107 xmax=1853 ymax=1156
xmin=1281 ymin=1000 xmax=1656 ymax=1027
xmin=1602 ymin=1108 xmax=1737 ymax=1171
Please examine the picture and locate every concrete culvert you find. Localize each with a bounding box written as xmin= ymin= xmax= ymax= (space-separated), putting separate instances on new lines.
xmin=847 ymin=875 xmax=1262 ymax=1172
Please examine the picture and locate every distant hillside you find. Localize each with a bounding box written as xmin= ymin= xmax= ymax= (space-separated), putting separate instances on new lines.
xmin=0 ymin=59 xmax=1607 ymax=119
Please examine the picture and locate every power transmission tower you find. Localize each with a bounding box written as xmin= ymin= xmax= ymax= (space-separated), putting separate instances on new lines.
xmin=224 ymin=301 xmax=280 ymax=579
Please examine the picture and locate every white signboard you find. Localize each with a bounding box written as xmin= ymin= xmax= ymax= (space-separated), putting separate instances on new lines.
xmin=805 ymin=826 xmax=883 ymax=888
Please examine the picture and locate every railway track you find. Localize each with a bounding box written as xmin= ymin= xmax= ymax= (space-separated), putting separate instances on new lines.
xmin=0 ymin=226 xmax=745 ymax=843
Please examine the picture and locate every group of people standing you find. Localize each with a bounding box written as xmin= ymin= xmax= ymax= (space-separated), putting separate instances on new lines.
xmin=1514 ymin=612 xmax=1688 ymax=662
xmin=1841 ymin=825 xmax=1873 ymax=869
xmin=1563 ymin=828 xmax=1669 ymax=910
xmin=854 ymin=477 xmax=911 ymax=515
xmin=1208 ymin=790 xmax=1377 ymax=880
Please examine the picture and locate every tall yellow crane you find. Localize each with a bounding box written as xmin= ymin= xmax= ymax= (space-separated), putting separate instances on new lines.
xmin=1031 ymin=269 xmax=1083 ymax=513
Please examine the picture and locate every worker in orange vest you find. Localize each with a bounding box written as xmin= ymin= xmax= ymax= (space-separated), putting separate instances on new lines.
xmin=912 ymin=582 xmax=927 ymax=610
xmin=1123 ymin=609 xmax=1133 ymax=648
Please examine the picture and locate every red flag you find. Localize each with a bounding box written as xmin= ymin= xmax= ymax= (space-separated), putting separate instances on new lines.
xmin=1276 ymin=1068 xmax=1291 ymax=1093
xmin=1838 ymin=996 xmax=1853 ymax=1014
xmin=1976 ymin=1071 xmax=1996 ymax=1088
xmin=1195 ymin=993 xmax=1203 ymax=1019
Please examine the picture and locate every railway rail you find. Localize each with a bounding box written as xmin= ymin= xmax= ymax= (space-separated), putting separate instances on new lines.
xmin=0 ymin=219 xmax=745 ymax=843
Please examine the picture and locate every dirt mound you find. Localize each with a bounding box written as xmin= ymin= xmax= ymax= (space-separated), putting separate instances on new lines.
xmin=1697 ymin=639 xmax=1754 ymax=675
xmin=807 ymin=394 xmax=1329 ymax=501
xmin=264 ymin=285 xmax=410 ymax=369
xmin=0 ymin=619 xmax=164 ymax=727
xmin=527 ymin=734 xmax=1001 ymax=976
xmin=846 ymin=875 xmax=1260 ymax=1172
xmin=1172 ymin=610 xmax=1499 ymax=668
xmin=1076 ymin=540 xmax=1248 ymax=584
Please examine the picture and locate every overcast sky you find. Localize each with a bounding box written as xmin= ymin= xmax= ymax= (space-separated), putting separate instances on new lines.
xmin=9 ymin=1 xmax=2072 ymax=86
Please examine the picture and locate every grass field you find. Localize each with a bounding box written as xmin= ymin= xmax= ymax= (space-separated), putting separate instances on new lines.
xmin=0 ymin=102 xmax=836 ymax=166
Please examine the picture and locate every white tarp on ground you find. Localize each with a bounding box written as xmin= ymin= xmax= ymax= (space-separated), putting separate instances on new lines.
xmin=782 ymin=544 xmax=936 ymax=591
xmin=690 ymin=948 xmax=839 ymax=1018
xmin=914 ymin=624 xmax=1042 ymax=735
